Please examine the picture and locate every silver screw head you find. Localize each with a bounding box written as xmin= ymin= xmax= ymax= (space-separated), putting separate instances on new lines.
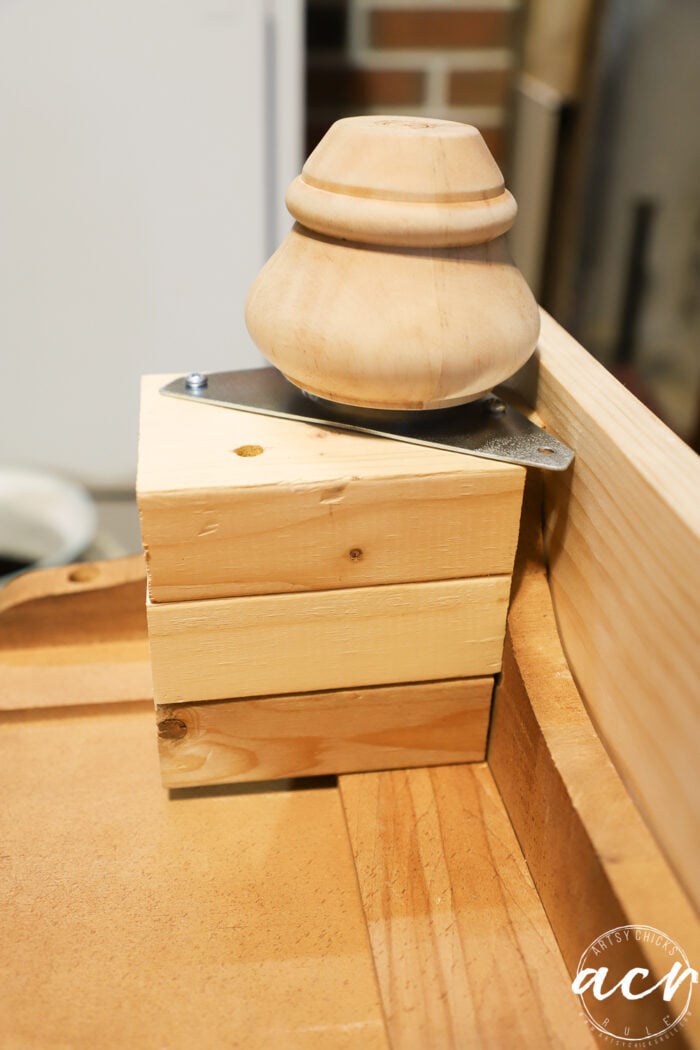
xmin=489 ymin=397 xmax=507 ymax=415
xmin=185 ymin=372 xmax=208 ymax=391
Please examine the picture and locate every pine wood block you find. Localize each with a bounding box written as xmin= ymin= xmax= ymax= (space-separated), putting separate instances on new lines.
xmin=147 ymin=575 xmax=510 ymax=705
xmin=156 ymin=677 xmax=492 ymax=787
xmin=137 ymin=375 xmax=525 ymax=602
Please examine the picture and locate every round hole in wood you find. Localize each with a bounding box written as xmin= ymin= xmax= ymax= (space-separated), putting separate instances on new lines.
xmin=68 ymin=564 xmax=99 ymax=584
xmin=233 ymin=445 xmax=264 ymax=457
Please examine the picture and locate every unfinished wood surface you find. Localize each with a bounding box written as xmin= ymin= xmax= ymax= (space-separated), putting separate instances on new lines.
xmin=248 ymin=116 xmax=539 ymax=411
xmin=157 ymin=677 xmax=491 ymax=787
xmin=0 ymin=705 xmax=388 ymax=1050
xmin=489 ymin=476 xmax=700 ymax=1044
xmin=508 ymin=310 xmax=700 ymax=907
xmin=137 ymin=375 xmax=524 ymax=602
xmin=339 ymin=763 xmax=597 ymax=1050
xmin=147 ymin=575 xmax=510 ymax=705
xmin=0 ymin=556 xmax=150 ymax=710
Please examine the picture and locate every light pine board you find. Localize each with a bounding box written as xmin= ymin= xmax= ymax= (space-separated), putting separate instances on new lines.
xmin=156 ymin=677 xmax=491 ymax=788
xmin=488 ymin=476 xmax=700 ymax=1045
xmin=147 ymin=575 xmax=511 ymax=704
xmin=339 ymin=764 xmax=598 ymax=1050
xmin=0 ymin=706 xmax=389 ymax=1050
xmin=137 ymin=375 xmax=524 ymax=601
xmin=508 ymin=310 xmax=700 ymax=907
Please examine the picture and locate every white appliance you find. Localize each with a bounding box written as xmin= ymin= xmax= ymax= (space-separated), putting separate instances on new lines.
xmin=0 ymin=0 xmax=303 ymax=487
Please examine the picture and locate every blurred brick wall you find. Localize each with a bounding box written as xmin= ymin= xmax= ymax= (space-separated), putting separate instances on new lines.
xmin=305 ymin=0 xmax=522 ymax=167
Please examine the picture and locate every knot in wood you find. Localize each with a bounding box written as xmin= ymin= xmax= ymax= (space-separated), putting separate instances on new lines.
xmin=158 ymin=718 xmax=188 ymax=741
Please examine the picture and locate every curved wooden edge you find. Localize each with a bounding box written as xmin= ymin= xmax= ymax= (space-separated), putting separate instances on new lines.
xmin=0 ymin=555 xmax=150 ymax=712
xmin=488 ymin=474 xmax=699 ymax=1046
xmin=505 ymin=309 xmax=700 ymax=908
xmin=0 ymin=553 xmax=146 ymax=616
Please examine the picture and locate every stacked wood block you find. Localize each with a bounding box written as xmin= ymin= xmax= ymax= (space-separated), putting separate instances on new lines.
xmin=137 ymin=375 xmax=525 ymax=787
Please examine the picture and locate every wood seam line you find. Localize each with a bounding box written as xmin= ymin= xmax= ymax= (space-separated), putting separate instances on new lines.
xmin=338 ymin=782 xmax=395 ymax=1049
xmin=154 ymin=674 xmax=492 ymax=708
xmin=0 ymin=699 xmax=153 ymax=725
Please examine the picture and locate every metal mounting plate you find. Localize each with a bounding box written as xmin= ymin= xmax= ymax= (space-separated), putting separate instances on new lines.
xmin=160 ymin=368 xmax=574 ymax=471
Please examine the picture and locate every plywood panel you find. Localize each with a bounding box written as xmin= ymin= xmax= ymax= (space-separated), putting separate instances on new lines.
xmin=156 ymin=677 xmax=491 ymax=787
xmin=147 ymin=575 xmax=511 ymax=704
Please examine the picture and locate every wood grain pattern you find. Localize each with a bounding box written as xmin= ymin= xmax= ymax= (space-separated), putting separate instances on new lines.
xmin=137 ymin=375 xmax=524 ymax=602
xmin=246 ymin=229 xmax=539 ymax=412
xmin=339 ymin=763 xmax=598 ymax=1050
xmin=5 ymin=534 xmax=695 ymax=1046
xmin=488 ymin=475 xmax=700 ymax=1044
xmin=508 ymin=310 xmax=700 ymax=907
xmin=0 ymin=706 xmax=389 ymax=1049
xmin=156 ymin=677 xmax=491 ymax=787
xmin=147 ymin=575 xmax=511 ymax=705
xmin=0 ymin=556 xmax=150 ymax=710
xmin=249 ymin=117 xmax=538 ymax=411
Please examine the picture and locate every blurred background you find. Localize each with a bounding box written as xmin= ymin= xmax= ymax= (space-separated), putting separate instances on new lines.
xmin=0 ymin=0 xmax=698 ymax=570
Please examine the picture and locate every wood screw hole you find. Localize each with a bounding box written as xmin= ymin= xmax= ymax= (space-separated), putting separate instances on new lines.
xmin=68 ymin=565 xmax=99 ymax=584
xmin=233 ymin=445 xmax=264 ymax=457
